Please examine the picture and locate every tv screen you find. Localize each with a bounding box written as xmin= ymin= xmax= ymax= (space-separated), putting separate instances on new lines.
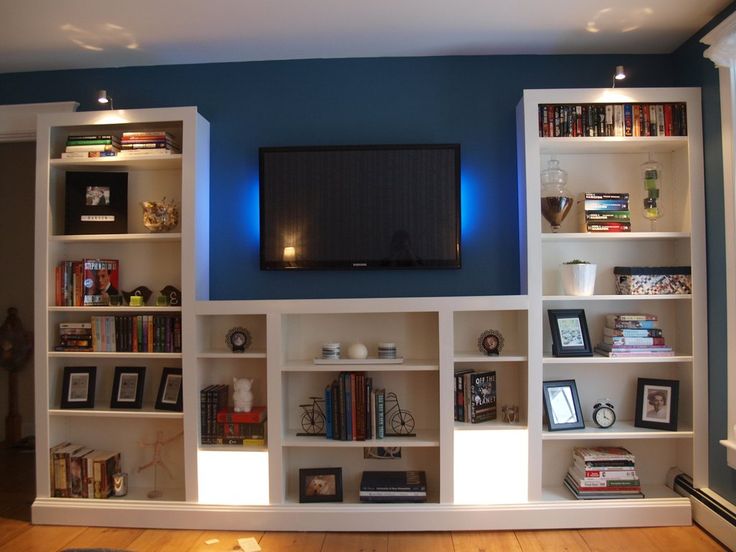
xmin=259 ymin=144 xmax=461 ymax=270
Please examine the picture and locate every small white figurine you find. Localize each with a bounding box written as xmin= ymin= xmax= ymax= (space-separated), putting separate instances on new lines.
xmin=233 ymin=377 xmax=254 ymax=412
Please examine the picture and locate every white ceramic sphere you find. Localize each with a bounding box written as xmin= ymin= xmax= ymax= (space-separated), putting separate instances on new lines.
xmin=347 ymin=342 xmax=368 ymax=359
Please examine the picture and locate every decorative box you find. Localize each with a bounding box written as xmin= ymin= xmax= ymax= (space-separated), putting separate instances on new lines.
xmin=614 ymin=266 xmax=692 ymax=295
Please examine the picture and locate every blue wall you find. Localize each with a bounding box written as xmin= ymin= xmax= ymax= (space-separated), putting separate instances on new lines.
xmin=675 ymin=2 xmax=736 ymax=505
xmin=0 ymin=55 xmax=674 ymax=300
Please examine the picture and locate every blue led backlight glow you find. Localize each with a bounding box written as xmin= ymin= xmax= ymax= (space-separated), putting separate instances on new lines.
xmin=244 ymin=177 xmax=260 ymax=246
xmin=460 ymin=173 xmax=480 ymax=238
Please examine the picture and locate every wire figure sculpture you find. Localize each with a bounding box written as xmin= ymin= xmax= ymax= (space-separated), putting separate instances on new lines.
xmin=138 ymin=429 xmax=183 ymax=498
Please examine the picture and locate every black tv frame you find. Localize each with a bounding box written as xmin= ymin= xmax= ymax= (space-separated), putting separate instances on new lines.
xmin=259 ymin=143 xmax=461 ymax=270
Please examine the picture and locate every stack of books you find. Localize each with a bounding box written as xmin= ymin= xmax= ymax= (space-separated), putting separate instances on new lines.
xmin=323 ymin=372 xmax=390 ymax=441
xmin=595 ymin=314 xmax=674 ymax=357
xmin=564 ymin=446 xmax=644 ymax=500
xmin=118 ymin=131 xmax=181 ymax=157
xmin=578 ymin=192 xmax=631 ymax=232
xmin=359 ymin=470 xmax=427 ymax=503
xmin=50 ymin=442 xmax=121 ymax=499
xmin=55 ymin=322 xmax=92 ymax=352
xmin=454 ymin=369 xmax=497 ymax=423
xmin=61 ymin=134 xmax=120 ymax=158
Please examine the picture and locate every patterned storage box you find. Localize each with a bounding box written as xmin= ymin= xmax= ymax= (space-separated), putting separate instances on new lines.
xmin=614 ymin=266 xmax=692 ymax=295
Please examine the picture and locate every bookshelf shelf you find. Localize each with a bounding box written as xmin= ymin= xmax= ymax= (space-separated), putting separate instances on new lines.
xmin=50 ymin=154 xmax=182 ymax=170
xmin=281 ymin=429 xmax=440 ymax=447
xmin=541 ymin=232 xmax=690 ymax=241
xmin=51 ymin=233 xmax=182 ymax=243
xmin=541 ymin=420 xmax=694 ymax=440
xmin=48 ymin=407 xmax=184 ymax=419
xmin=542 ymin=354 xmax=693 ymax=364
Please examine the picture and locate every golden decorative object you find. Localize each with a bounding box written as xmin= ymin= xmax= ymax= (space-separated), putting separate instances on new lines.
xmin=142 ymin=198 xmax=178 ymax=232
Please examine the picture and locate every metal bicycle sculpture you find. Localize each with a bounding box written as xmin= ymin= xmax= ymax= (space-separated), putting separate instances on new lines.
xmin=298 ymin=396 xmax=327 ymax=436
xmin=298 ymin=390 xmax=415 ymax=437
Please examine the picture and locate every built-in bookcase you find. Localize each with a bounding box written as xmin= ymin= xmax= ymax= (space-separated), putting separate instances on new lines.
xmin=34 ymin=88 xmax=703 ymax=530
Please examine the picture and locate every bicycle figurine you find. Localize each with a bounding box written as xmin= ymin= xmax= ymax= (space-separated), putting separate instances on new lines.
xmin=298 ymin=396 xmax=326 ymax=435
xmin=384 ymin=391 xmax=415 ymax=436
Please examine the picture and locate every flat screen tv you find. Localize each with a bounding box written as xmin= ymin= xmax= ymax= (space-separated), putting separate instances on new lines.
xmin=259 ymin=144 xmax=461 ymax=270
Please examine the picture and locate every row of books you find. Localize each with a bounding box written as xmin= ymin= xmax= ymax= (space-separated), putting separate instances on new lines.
xmin=564 ymin=446 xmax=643 ymax=500
xmin=50 ymin=441 xmax=121 ymax=499
xmin=359 ymin=470 xmax=427 ymax=503
xmin=538 ymin=103 xmax=688 ymax=138
xmin=323 ymin=373 xmax=388 ymax=441
xmin=54 ymin=315 xmax=182 ymax=353
xmin=595 ymin=314 xmax=674 ymax=357
xmin=454 ymin=369 xmax=497 ymax=423
xmin=577 ymin=192 xmax=631 ymax=233
xmin=199 ymin=384 xmax=268 ymax=446
xmin=59 ymin=131 xmax=181 ymax=159
xmin=55 ymin=259 xmax=120 ymax=307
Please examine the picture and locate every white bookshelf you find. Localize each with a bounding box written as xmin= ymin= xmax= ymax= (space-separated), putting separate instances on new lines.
xmin=519 ymin=88 xmax=706 ymax=519
xmin=34 ymin=89 xmax=703 ymax=530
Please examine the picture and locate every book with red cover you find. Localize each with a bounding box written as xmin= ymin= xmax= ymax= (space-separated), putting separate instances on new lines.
xmin=216 ymin=406 xmax=267 ymax=424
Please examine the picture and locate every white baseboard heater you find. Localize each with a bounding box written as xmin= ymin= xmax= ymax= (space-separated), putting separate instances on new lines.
xmin=668 ymin=468 xmax=736 ymax=550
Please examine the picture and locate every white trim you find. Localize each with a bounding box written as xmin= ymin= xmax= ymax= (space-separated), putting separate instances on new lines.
xmin=0 ymin=101 xmax=78 ymax=142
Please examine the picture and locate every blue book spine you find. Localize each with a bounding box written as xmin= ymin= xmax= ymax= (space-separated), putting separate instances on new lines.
xmin=325 ymin=384 xmax=333 ymax=439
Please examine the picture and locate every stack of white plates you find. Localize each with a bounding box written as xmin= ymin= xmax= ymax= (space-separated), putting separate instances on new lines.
xmin=322 ymin=342 xmax=341 ymax=359
xmin=378 ymin=342 xmax=397 ymax=359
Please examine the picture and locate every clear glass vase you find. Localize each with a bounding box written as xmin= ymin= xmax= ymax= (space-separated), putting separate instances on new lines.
xmin=641 ymin=155 xmax=663 ymax=230
xmin=540 ymin=158 xmax=573 ymax=232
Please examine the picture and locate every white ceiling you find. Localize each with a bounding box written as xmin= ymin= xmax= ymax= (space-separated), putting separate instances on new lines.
xmin=0 ymin=0 xmax=731 ymax=74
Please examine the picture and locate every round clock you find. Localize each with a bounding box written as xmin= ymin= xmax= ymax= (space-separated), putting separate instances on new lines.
xmin=225 ymin=327 xmax=251 ymax=353
xmin=592 ymin=399 xmax=616 ymax=429
xmin=478 ymin=329 xmax=504 ymax=356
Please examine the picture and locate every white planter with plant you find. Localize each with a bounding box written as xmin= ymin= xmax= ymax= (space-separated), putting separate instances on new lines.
xmin=561 ymin=260 xmax=597 ymax=296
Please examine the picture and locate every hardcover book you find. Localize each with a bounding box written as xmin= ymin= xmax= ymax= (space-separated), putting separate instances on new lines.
xmin=82 ymin=259 xmax=119 ymax=306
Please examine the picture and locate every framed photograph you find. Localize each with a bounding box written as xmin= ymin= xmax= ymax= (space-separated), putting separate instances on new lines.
xmin=61 ymin=366 xmax=96 ymax=409
xmin=110 ymin=366 xmax=146 ymax=409
xmin=154 ymin=367 xmax=183 ymax=411
xmin=64 ymin=171 xmax=128 ymax=234
xmin=635 ymin=378 xmax=679 ymax=431
xmin=548 ymin=309 xmax=593 ymax=357
xmin=299 ymin=467 xmax=343 ymax=503
xmin=542 ymin=379 xmax=585 ymax=431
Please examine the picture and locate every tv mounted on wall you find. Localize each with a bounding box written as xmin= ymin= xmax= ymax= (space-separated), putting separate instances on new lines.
xmin=259 ymin=144 xmax=461 ymax=270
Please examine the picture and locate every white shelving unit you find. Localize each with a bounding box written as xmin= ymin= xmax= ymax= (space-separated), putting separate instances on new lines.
xmin=33 ymin=107 xmax=210 ymax=522
xmin=519 ymin=88 xmax=706 ymax=521
xmin=33 ymin=89 xmax=703 ymax=530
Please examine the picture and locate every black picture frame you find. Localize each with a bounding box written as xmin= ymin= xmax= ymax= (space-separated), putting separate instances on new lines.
xmin=548 ymin=308 xmax=593 ymax=357
xmin=61 ymin=366 xmax=96 ymax=409
xmin=542 ymin=379 xmax=585 ymax=431
xmin=64 ymin=171 xmax=128 ymax=235
xmin=635 ymin=378 xmax=679 ymax=431
xmin=110 ymin=366 xmax=146 ymax=409
xmin=154 ymin=367 xmax=183 ymax=411
xmin=299 ymin=467 xmax=343 ymax=503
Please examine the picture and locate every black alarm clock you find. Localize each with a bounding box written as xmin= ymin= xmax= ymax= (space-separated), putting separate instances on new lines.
xmin=592 ymin=399 xmax=616 ymax=429
xmin=225 ymin=327 xmax=251 ymax=353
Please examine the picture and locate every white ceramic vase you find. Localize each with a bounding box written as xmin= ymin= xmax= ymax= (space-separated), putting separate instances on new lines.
xmin=560 ymin=263 xmax=597 ymax=296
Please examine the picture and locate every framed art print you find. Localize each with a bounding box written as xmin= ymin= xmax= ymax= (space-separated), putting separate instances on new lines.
xmin=110 ymin=366 xmax=146 ymax=409
xmin=61 ymin=366 xmax=96 ymax=409
xmin=635 ymin=378 xmax=679 ymax=431
xmin=542 ymin=379 xmax=585 ymax=431
xmin=299 ymin=467 xmax=343 ymax=503
xmin=155 ymin=367 xmax=183 ymax=411
xmin=64 ymin=171 xmax=128 ymax=234
xmin=548 ymin=309 xmax=593 ymax=357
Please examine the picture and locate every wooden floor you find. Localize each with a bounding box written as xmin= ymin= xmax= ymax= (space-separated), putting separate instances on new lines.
xmin=0 ymin=445 xmax=728 ymax=551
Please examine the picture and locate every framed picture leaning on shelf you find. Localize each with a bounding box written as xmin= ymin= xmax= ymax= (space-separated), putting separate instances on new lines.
xmin=60 ymin=366 xmax=96 ymax=409
xmin=110 ymin=366 xmax=146 ymax=409
xmin=548 ymin=309 xmax=593 ymax=357
xmin=154 ymin=367 xmax=183 ymax=411
xmin=299 ymin=467 xmax=343 ymax=503
xmin=542 ymin=379 xmax=585 ymax=431
xmin=635 ymin=378 xmax=679 ymax=431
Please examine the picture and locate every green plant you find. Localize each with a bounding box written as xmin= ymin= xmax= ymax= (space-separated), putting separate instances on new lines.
xmin=563 ymin=259 xmax=590 ymax=264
